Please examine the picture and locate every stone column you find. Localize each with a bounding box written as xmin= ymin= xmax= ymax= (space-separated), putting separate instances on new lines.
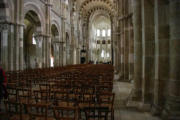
xmin=152 ymin=0 xmax=169 ymax=115
xmin=59 ymin=42 xmax=64 ymax=66
xmin=132 ymin=0 xmax=142 ymax=100
xmin=8 ymin=24 xmax=15 ymax=71
xmin=35 ymin=34 xmax=43 ymax=68
xmin=45 ymin=0 xmax=51 ymax=68
xmin=54 ymin=42 xmax=60 ymax=67
xmin=42 ymin=36 xmax=46 ymax=68
xmin=19 ymin=25 xmax=24 ymax=70
xmin=124 ymin=0 xmax=129 ymax=81
xmin=141 ymin=0 xmax=155 ymax=103
xmin=120 ymin=18 xmax=125 ymax=79
xmin=128 ymin=17 xmax=134 ymax=81
xmin=163 ymin=1 xmax=180 ymax=119
xmin=42 ymin=35 xmax=50 ymax=68
xmin=0 ymin=24 xmax=9 ymax=70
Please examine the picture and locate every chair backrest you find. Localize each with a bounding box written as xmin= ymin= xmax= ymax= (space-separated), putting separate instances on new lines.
xmin=27 ymin=103 xmax=49 ymax=120
xmin=4 ymin=101 xmax=23 ymax=120
xmin=53 ymin=106 xmax=78 ymax=120
xmin=84 ymin=107 xmax=109 ymax=120
xmin=98 ymin=92 xmax=115 ymax=107
xmin=34 ymin=90 xmax=50 ymax=103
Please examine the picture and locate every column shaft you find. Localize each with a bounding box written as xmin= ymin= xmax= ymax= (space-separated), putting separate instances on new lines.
xmin=164 ymin=1 xmax=180 ymax=119
xmin=153 ymin=0 xmax=169 ymax=115
xmin=141 ymin=0 xmax=155 ymax=103
xmin=132 ymin=0 xmax=142 ymax=99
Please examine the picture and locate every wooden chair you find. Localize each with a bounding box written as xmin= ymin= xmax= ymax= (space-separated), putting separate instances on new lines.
xmin=4 ymin=101 xmax=29 ymax=120
xmin=84 ymin=107 xmax=109 ymax=120
xmin=97 ymin=92 xmax=115 ymax=120
xmin=27 ymin=103 xmax=54 ymax=120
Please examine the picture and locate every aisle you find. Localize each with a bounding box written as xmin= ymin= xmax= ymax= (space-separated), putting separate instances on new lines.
xmin=113 ymin=81 xmax=161 ymax=120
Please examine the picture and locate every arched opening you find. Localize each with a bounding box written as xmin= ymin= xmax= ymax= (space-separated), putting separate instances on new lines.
xmin=89 ymin=13 xmax=112 ymax=64
xmin=51 ymin=24 xmax=59 ymax=67
xmin=24 ymin=10 xmax=41 ymax=69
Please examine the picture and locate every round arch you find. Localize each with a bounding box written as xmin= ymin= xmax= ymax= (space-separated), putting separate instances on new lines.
xmin=50 ymin=24 xmax=59 ymax=67
xmin=51 ymin=20 xmax=61 ymax=37
xmin=24 ymin=10 xmax=42 ymax=69
xmin=24 ymin=2 xmax=45 ymax=33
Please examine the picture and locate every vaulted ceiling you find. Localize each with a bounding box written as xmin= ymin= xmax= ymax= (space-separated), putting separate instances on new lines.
xmin=73 ymin=0 xmax=117 ymax=22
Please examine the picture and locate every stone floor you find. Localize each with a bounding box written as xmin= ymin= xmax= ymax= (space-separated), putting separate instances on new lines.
xmin=113 ymin=81 xmax=161 ymax=120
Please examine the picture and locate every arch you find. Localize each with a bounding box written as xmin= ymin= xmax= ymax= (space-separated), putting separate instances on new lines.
xmin=24 ymin=10 xmax=42 ymax=69
xmin=51 ymin=21 xmax=60 ymax=37
xmin=24 ymin=2 xmax=45 ymax=32
xmin=50 ymin=24 xmax=59 ymax=67
xmin=88 ymin=8 xmax=112 ymax=64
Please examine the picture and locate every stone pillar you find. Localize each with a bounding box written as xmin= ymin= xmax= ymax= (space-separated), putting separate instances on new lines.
xmin=128 ymin=17 xmax=134 ymax=81
xmin=132 ymin=0 xmax=142 ymax=100
xmin=152 ymin=0 xmax=169 ymax=115
xmin=35 ymin=34 xmax=43 ymax=68
xmin=19 ymin=25 xmax=24 ymax=70
xmin=0 ymin=24 xmax=9 ymax=71
xmin=8 ymin=24 xmax=15 ymax=71
xmin=47 ymin=36 xmax=51 ymax=67
xmin=124 ymin=0 xmax=129 ymax=81
xmin=120 ymin=18 xmax=125 ymax=79
xmin=53 ymin=42 xmax=60 ymax=67
xmin=45 ymin=0 xmax=51 ymax=68
xmin=59 ymin=42 xmax=64 ymax=66
xmin=42 ymin=35 xmax=50 ymax=68
xmin=163 ymin=1 xmax=180 ymax=119
xmin=141 ymin=0 xmax=155 ymax=103
xmin=42 ymin=36 xmax=46 ymax=68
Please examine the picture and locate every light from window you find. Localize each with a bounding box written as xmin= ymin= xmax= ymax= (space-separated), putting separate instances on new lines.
xmin=97 ymin=29 xmax=100 ymax=36
xmin=65 ymin=0 xmax=68 ymax=5
xmin=51 ymin=56 xmax=54 ymax=67
xmin=101 ymin=50 xmax=105 ymax=57
xmin=108 ymin=29 xmax=111 ymax=36
xmin=102 ymin=29 xmax=106 ymax=37
xmin=32 ymin=34 xmax=37 ymax=45
xmin=107 ymin=53 xmax=110 ymax=57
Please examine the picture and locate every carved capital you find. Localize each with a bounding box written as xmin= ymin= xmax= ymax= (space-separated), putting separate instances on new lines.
xmin=0 ymin=24 xmax=9 ymax=32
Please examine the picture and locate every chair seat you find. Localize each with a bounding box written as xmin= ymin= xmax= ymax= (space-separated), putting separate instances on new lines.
xmin=10 ymin=114 xmax=29 ymax=120
xmin=56 ymin=117 xmax=75 ymax=120
xmin=34 ymin=117 xmax=55 ymax=120
xmin=99 ymin=104 xmax=112 ymax=110
xmin=57 ymin=102 xmax=75 ymax=108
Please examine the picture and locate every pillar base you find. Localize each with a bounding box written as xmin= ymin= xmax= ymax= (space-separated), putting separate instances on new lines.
xmin=162 ymin=109 xmax=180 ymax=120
xmin=126 ymin=101 xmax=151 ymax=112
xmin=138 ymin=102 xmax=151 ymax=112
xmin=151 ymin=104 xmax=162 ymax=116
xmin=131 ymin=89 xmax=142 ymax=101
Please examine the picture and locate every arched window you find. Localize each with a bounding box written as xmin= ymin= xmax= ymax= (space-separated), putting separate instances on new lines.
xmin=102 ymin=29 xmax=106 ymax=37
xmin=97 ymin=29 xmax=100 ymax=36
xmin=101 ymin=50 xmax=105 ymax=57
xmin=65 ymin=0 xmax=68 ymax=5
xmin=107 ymin=52 xmax=110 ymax=57
xmin=32 ymin=34 xmax=37 ymax=45
xmin=108 ymin=29 xmax=111 ymax=36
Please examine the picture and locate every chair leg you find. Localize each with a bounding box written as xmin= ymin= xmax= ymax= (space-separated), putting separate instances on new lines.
xmin=111 ymin=110 xmax=114 ymax=120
